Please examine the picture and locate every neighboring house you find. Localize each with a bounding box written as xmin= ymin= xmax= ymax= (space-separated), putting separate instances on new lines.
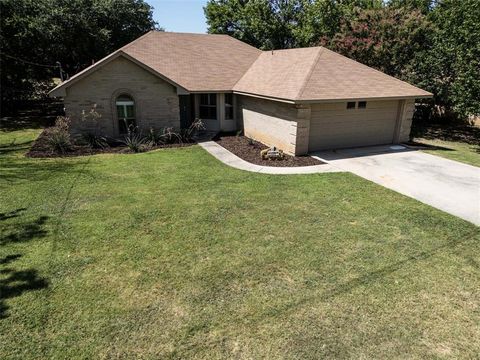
xmin=49 ymin=31 xmax=432 ymax=155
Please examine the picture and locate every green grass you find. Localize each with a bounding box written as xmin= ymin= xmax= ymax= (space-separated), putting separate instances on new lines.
xmin=414 ymin=137 xmax=480 ymax=167
xmin=1 ymin=127 xmax=479 ymax=359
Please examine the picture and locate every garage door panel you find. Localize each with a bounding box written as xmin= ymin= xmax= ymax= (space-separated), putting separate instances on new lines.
xmin=309 ymin=101 xmax=399 ymax=151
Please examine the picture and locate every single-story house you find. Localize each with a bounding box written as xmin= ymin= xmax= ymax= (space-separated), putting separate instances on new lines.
xmin=49 ymin=31 xmax=432 ymax=155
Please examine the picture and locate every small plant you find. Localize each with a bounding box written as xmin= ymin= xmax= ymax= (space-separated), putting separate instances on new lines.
xmin=46 ymin=116 xmax=72 ymax=153
xmin=236 ymin=129 xmax=243 ymax=137
xmin=161 ymin=127 xmax=182 ymax=144
xmin=121 ymin=124 xmax=150 ymax=153
xmin=146 ymin=128 xmax=164 ymax=146
xmin=82 ymin=132 xmax=108 ymax=149
xmin=180 ymin=118 xmax=205 ymax=142
xmin=81 ymin=104 xmax=108 ymax=149
xmin=247 ymin=137 xmax=255 ymax=146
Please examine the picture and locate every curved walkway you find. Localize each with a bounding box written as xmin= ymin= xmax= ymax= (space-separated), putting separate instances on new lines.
xmin=199 ymin=141 xmax=340 ymax=174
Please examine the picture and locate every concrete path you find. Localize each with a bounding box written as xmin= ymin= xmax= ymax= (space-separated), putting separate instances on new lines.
xmin=199 ymin=141 xmax=340 ymax=174
xmin=312 ymin=145 xmax=480 ymax=225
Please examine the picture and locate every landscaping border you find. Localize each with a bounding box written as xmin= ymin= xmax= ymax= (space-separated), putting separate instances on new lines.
xmin=199 ymin=141 xmax=341 ymax=174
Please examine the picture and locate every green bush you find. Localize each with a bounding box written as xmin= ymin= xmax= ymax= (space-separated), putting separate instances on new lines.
xmin=46 ymin=116 xmax=72 ymax=154
xmin=121 ymin=125 xmax=151 ymax=153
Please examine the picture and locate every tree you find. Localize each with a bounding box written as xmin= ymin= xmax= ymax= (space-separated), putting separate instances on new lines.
xmin=426 ymin=0 xmax=480 ymax=119
xmin=204 ymin=0 xmax=309 ymax=49
xmin=318 ymin=6 xmax=434 ymax=84
xmin=0 ymin=0 xmax=158 ymax=109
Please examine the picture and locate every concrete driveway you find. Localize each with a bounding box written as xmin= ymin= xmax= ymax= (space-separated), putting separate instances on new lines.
xmin=312 ymin=145 xmax=480 ymax=225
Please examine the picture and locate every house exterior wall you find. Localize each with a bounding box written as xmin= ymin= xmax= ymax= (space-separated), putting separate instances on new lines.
xmin=63 ymin=56 xmax=180 ymax=137
xmin=236 ymin=96 xmax=416 ymax=154
xmin=395 ymin=99 xmax=415 ymax=142
xmin=236 ymin=95 xmax=310 ymax=155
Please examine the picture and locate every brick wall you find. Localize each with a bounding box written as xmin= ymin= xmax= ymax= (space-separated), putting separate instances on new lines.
xmin=64 ymin=56 xmax=180 ymax=137
xmin=237 ymin=95 xmax=310 ymax=155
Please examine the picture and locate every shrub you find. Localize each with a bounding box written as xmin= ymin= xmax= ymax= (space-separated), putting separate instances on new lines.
xmin=82 ymin=132 xmax=108 ymax=149
xmin=180 ymin=118 xmax=205 ymax=142
xmin=121 ymin=125 xmax=151 ymax=153
xmin=146 ymin=128 xmax=164 ymax=146
xmin=46 ymin=116 xmax=72 ymax=153
xmin=161 ymin=127 xmax=182 ymax=144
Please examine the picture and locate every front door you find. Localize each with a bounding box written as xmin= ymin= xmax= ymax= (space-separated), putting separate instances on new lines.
xmin=179 ymin=95 xmax=192 ymax=129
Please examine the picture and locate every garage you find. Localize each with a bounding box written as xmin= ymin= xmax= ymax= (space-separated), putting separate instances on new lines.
xmin=308 ymin=100 xmax=400 ymax=151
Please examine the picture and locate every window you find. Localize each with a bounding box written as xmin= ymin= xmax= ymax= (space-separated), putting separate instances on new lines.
xmin=358 ymin=101 xmax=367 ymax=109
xmin=199 ymin=93 xmax=217 ymax=119
xmin=225 ymin=93 xmax=233 ymax=120
xmin=347 ymin=101 xmax=356 ymax=109
xmin=116 ymin=94 xmax=135 ymax=134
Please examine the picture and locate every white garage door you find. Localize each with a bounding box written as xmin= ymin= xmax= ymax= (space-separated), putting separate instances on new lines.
xmin=309 ymin=100 xmax=399 ymax=151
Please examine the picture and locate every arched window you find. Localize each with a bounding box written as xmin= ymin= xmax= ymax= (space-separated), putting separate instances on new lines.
xmin=116 ymin=94 xmax=136 ymax=134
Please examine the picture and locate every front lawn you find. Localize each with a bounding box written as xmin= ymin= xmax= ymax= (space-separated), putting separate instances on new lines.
xmin=1 ymin=127 xmax=479 ymax=359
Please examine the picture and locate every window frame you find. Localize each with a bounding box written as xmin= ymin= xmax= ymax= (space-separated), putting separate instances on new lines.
xmin=199 ymin=93 xmax=217 ymax=120
xmin=116 ymin=94 xmax=136 ymax=134
xmin=358 ymin=101 xmax=367 ymax=109
xmin=346 ymin=101 xmax=356 ymax=109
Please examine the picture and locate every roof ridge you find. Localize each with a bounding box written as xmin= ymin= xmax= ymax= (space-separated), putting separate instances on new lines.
xmin=261 ymin=46 xmax=323 ymax=53
xmin=232 ymin=51 xmax=264 ymax=89
xmin=120 ymin=30 xmax=155 ymax=51
xmin=297 ymin=47 xmax=325 ymax=100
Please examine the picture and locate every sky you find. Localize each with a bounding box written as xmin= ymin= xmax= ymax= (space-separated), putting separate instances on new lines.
xmin=149 ymin=0 xmax=209 ymax=34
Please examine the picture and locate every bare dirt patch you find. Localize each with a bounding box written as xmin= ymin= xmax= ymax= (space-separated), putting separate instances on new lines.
xmin=214 ymin=134 xmax=323 ymax=167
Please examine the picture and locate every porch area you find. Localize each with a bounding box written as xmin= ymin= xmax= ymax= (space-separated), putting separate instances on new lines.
xmin=179 ymin=93 xmax=237 ymax=132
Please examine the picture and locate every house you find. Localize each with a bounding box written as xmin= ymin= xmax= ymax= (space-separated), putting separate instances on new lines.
xmin=49 ymin=31 xmax=432 ymax=155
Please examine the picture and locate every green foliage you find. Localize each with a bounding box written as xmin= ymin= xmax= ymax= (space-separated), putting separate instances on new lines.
xmin=320 ymin=7 xmax=434 ymax=84
xmin=46 ymin=117 xmax=72 ymax=153
xmin=121 ymin=125 xmax=151 ymax=153
xmin=0 ymin=0 xmax=158 ymax=107
xmin=81 ymin=133 xmax=109 ymax=149
xmin=426 ymin=0 xmax=480 ymax=120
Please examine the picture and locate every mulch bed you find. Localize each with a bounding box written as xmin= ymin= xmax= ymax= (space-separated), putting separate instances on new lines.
xmin=26 ymin=128 xmax=194 ymax=158
xmin=214 ymin=134 xmax=323 ymax=167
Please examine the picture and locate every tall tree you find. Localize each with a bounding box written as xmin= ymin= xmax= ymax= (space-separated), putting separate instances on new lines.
xmin=204 ymin=0 xmax=308 ymax=49
xmin=319 ymin=6 xmax=434 ymax=83
xmin=0 ymin=0 xmax=158 ymax=108
xmin=426 ymin=0 xmax=480 ymax=119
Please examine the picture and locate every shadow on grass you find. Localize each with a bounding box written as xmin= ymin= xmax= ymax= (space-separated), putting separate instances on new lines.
xmin=0 ymin=208 xmax=50 ymax=319
xmin=412 ymin=123 xmax=480 ymax=146
xmin=0 ymin=148 xmax=91 ymax=184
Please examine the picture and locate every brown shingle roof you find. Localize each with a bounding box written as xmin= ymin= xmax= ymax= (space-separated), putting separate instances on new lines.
xmin=234 ymin=47 xmax=432 ymax=101
xmin=50 ymin=31 xmax=432 ymax=101
xmin=122 ymin=31 xmax=261 ymax=92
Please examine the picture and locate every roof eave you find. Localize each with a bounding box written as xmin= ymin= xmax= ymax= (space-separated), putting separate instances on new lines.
xmin=294 ymin=94 xmax=433 ymax=104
